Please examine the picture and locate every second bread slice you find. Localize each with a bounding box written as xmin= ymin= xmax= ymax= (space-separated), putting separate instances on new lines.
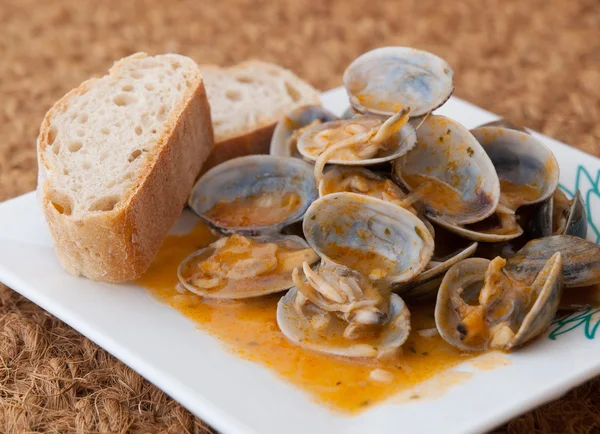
xmin=198 ymin=61 xmax=321 ymax=170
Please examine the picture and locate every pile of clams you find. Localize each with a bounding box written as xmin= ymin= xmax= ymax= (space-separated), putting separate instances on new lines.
xmin=181 ymin=47 xmax=600 ymax=359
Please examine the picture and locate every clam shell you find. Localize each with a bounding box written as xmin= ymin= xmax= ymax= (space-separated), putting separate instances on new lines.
xmin=303 ymin=192 xmax=434 ymax=284
xmin=521 ymin=197 xmax=553 ymax=239
xmin=505 ymin=235 xmax=600 ymax=288
xmin=178 ymin=234 xmax=317 ymax=299
xmin=188 ymin=155 xmax=317 ymax=235
xmin=343 ymin=47 xmax=454 ymax=117
xmin=277 ymin=288 xmax=410 ymax=358
xmin=433 ymin=215 xmax=524 ymax=242
xmin=553 ymin=189 xmax=587 ymax=238
xmin=297 ymin=117 xmax=417 ymax=167
xmin=393 ymin=115 xmax=500 ymax=225
xmin=435 ymin=253 xmax=562 ymax=352
xmin=471 ymin=126 xmax=559 ymax=207
xmin=508 ymin=253 xmax=562 ymax=351
xmin=270 ymin=105 xmax=338 ymax=158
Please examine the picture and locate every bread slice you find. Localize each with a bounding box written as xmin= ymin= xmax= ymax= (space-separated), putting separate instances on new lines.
xmin=37 ymin=53 xmax=214 ymax=282
xmin=198 ymin=61 xmax=321 ymax=170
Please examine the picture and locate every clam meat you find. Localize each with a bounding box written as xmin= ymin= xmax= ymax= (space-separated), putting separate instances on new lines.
xmin=297 ymin=109 xmax=416 ymax=182
xmin=319 ymin=166 xmax=415 ymax=212
xmin=178 ymin=233 xmax=319 ymax=299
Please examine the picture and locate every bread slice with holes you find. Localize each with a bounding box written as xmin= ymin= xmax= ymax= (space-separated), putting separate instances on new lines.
xmin=198 ymin=61 xmax=321 ymax=170
xmin=37 ymin=52 xmax=214 ymax=282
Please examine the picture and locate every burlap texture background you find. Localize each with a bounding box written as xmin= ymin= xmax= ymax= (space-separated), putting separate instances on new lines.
xmin=1 ymin=0 xmax=599 ymax=432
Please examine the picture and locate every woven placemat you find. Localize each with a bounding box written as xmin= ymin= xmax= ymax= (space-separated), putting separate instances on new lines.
xmin=1 ymin=0 xmax=599 ymax=432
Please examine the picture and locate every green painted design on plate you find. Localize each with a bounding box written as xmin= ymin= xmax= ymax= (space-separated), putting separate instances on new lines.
xmin=549 ymin=307 xmax=600 ymax=341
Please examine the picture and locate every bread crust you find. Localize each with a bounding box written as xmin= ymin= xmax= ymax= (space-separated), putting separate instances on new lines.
xmin=201 ymin=122 xmax=276 ymax=172
xmin=37 ymin=53 xmax=214 ymax=282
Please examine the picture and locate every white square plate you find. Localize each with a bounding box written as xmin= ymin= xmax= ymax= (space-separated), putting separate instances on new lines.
xmin=1 ymin=87 xmax=599 ymax=434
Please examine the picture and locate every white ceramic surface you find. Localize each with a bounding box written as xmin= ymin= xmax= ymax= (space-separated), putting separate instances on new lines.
xmin=0 ymin=87 xmax=599 ymax=434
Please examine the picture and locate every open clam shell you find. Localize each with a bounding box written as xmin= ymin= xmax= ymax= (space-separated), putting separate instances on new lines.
xmin=553 ymin=189 xmax=587 ymax=238
xmin=435 ymin=253 xmax=563 ymax=352
xmin=188 ymin=155 xmax=317 ymax=235
xmin=270 ymin=105 xmax=338 ymax=158
xmin=505 ymin=235 xmax=600 ymax=288
xmin=178 ymin=234 xmax=318 ymax=299
xmin=393 ymin=115 xmax=500 ymax=226
xmin=297 ymin=116 xmax=417 ymax=167
xmin=430 ymin=126 xmax=559 ymax=241
xmin=303 ymin=192 xmax=434 ymax=284
xmin=277 ymin=287 xmax=410 ymax=358
xmin=343 ymin=47 xmax=454 ymax=117
xmin=471 ymin=126 xmax=559 ymax=209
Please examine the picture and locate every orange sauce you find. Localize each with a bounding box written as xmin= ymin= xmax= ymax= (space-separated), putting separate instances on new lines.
xmin=500 ymin=179 xmax=541 ymax=209
xmin=137 ymin=222 xmax=476 ymax=413
xmin=402 ymin=173 xmax=467 ymax=215
xmin=204 ymin=192 xmax=301 ymax=228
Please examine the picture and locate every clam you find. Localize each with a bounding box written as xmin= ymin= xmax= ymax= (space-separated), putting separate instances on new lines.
xmin=435 ymin=253 xmax=563 ymax=352
xmin=276 ymin=192 xmax=434 ymax=358
xmin=426 ymin=126 xmax=559 ymax=242
xmin=553 ymin=189 xmax=587 ymax=238
xmin=392 ymin=115 xmax=500 ymax=227
xmin=343 ymin=47 xmax=454 ymax=118
xmin=278 ymin=284 xmax=410 ymax=359
xmin=188 ymin=155 xmax=317 ymax=234
xmin=505 ymin=235 xmax=600 ymax=288
xmin=471 ymin=127 xmax=559 ymax=211
xmin=297 ymin=109 xmax=416 ymax=183
xmin=178 ymin=233 xmax=319 ymax=299
xmin=303 ymin=192 xmax=434 ymax=284
xmin=269 ymin=105 xmax=338 ymax=158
